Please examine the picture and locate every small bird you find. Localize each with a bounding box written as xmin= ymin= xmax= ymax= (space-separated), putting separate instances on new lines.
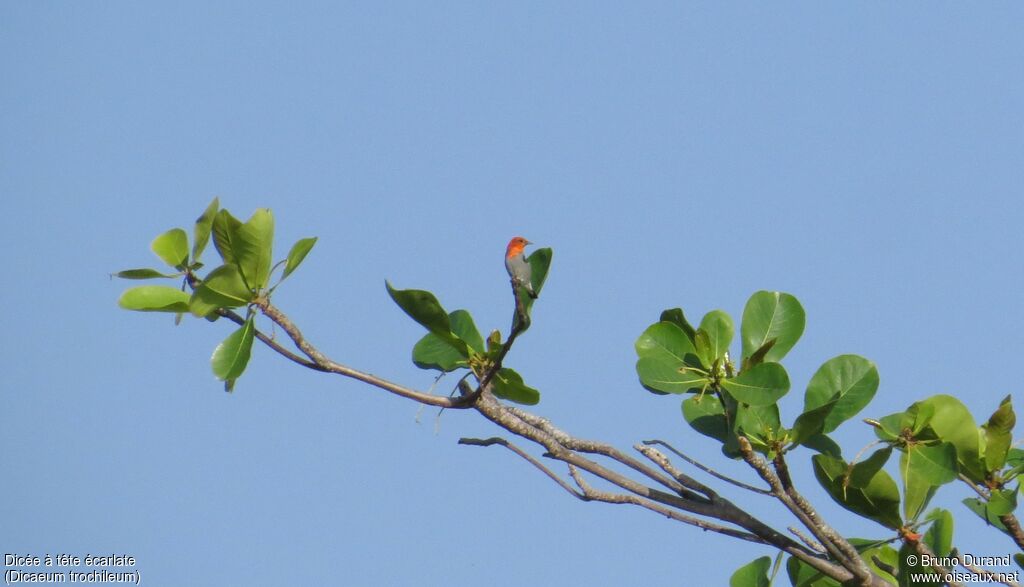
xmin=505 ymin=236 xmax=537 ymax=299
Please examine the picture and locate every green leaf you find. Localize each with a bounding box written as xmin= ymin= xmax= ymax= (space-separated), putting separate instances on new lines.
xmin=962 ymin=497 xmax=1011 ymax=531
xmin=729 ymin=556 xmax=771 ymax=587
xmin=734 ymin=403 xmax=781 ymax=452
xmin=852 ymin=539 xmax=899 ymax=585
xmin=192 ymin=197 xmax=219 ymax=261
xmin=151 ymin=228 xmax=189 ymax=269
xmin=386 ymin=282 xmax=468 ymax=355
xmin=386 ymin=282 xmax=451 ymax=334
xmin=921 ymin=394 xmax=984 ymax=482
xmin=786 ymin=555 xmax=842 ymax=587
xmin=989 ymin=487 xmax=1018 ymax=515
xmin=411 ymin=309 xmax=481 ymax=371
xmin=871 ymin=413 xmax=904 ymax=443
xmin=721 ymin=362 xmax=790 ymax=407
xmin=922 ymin=509 xmax=953 ymax=558
xmin=385 ymin=283 xmax=443 ymax=327
xmin=234 ymin=208 xmax=274 ymax=290
xmin=742 ymin=338 xmax=777 ymax=370
xmin=412 ymin=332 xmax=468 ymax=372
xmin=693 ymin=330 xmax=713 ymax=368
xmin=790 ymin=400 xmax=837 ymax=447
xmin=491 ymin=368 xmax=540 ymax=405
xmin=526 ymin=247 xmax=552 ymax=298
xmin=512 ymin=247 xmax=553 ymax=332
xmin=698 ymin=310 xmax=734 ymax=362
xmin=281 ymin=236 xmax=317 ymax=281
xmin=211 ymin=315 xmax=255 ymax=382
xmin=450 ymin=309 xmax=484 ymax=353
xmin=635 ymin=322 xmax=697 ymax=364
xmin=898 ymin=540 xmax=937 ymax=587
xmin=189 ymin=264 xmax=252 ymax=317
xmin=212 ymin=209 xmax=242 ymax=265
xmin=114 ymin=268 xmax=179 ymax=279
xmin=118 ymin=286 xmax=191 ymax=313
xmin=900 ymin=444 xmax=956 ymax=522
xmin=1005 ymin=448 xmax=1024 ymax=479
xmin=659 ymin=308 xmax=696 ymax=342
xmin=740 ymin=291 xmax=805 ymax=363
xmin=803 ymin=355 xmax=879 ymax=434
xmin=801 ymin=433 xmax=842 ymax=458
xmin=848 ymin=447 xmax=893 ymax=489
xmin=906 ymin=400 xmax=936 ymax=436
xmin=486 ymin=330 xmax=502 ymax=356
xmin=906 ymin=443 xmax=958 ymax=487
xmin=813 ymin=454 xmax=902 ymax=530
xmin=983 ymin=395 xmax=1015 ymax=472
xmin=682 ymin=395 xmax=731 ymax=445
xmin=636 ymin=357 xmax=709 ymax=394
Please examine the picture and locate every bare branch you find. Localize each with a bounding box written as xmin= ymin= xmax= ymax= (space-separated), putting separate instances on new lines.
xmin=477 ymin=395 xmax=882 ymax=584
xmin=255 ymin=300 xmax=476 ymax=409
xmin=504 ymin=407 xmax=700 ymax=499
xmin=459 ymin=436 xmax=585 ymax=499
xmin=738 ymin=437 xmax=878 ymax=585
xmin=788 ymin=527 xmax=826 ymax=554
xmin=217 ymin=308 xmax=322 ymax=370
xmin=634 ymin=443 xmax=717 ymax=498
xmin=999 ymin=514 xmax=1024 ymax=552
xmin=642 ymin=439 xmax=770 ymax=495
xmin=201 ymin=293 xmax=891 ymax=586
xmin=959 ymin=473 xmax=990 ymax=499
xmin=474 ymin=281 xmax=529 ymax=395
xmin=565 ymin=465 xmax=765 ymax=543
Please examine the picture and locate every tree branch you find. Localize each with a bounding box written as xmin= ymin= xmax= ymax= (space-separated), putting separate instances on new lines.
xmin=504 ymin=407 xmax=699 ymax=499
xmin=999 ymin=514 xmax=1024 ymax=552
xmin=458 ymin=436 xmax=584 ymax=499
xmin=205 ymin=296 xmax=891 ymax=586
xmin=641 ymin=439 xmax=771 ymax=495
xmin=563 ymin=465 xmax=766 ymax=542
xmin=217 ymin=308 xmax=323 ymax=370
xmin=253 ymin=299 xmax=477 ymax=408
xmin=738 ymin=437 xmax=882 ymax=586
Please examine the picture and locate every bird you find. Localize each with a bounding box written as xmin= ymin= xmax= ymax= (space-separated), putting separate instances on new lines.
xmin=505 ymin=236 xmax=537 ymax=299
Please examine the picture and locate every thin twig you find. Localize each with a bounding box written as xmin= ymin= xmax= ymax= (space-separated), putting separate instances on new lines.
xmin=642 ymin=439 xmax=771 ymax=495
xmin=504 ymin=407 xmax=699 ymax=499
xmin=203 ymin=286 xmax=888 ymax=587
xmin=564 ymin=465 xmax=764 ymax=542
xmin=474 ymin=280 xmax=529 ymax=395
xmin=458 ymin=437 xmax=584 ymax=499
xmin=788 ymin=527 xmax=826 ymax=554
xmin=634 ymin=444 xmax=717 ymax=498
xmin=255 ymin=300 xmax=475 ymax=408
xmin=218 ymin=308 xmax=323 ymax=370
xmin=772 ymin=449 xmax=873 ymax=583
xmin=959 ymin=473 xmax=990 ymax=499
xmin=738 ymin=437 xmax=872 ymax=583
xmin=475 ymin=394 xmax=878 ymax=585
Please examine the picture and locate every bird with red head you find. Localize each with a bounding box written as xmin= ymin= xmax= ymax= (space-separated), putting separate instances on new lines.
xmin=505 ymin=236 xmax=537 ymax=299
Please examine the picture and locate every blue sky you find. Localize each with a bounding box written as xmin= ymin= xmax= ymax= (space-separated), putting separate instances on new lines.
xmin=3 ymin=3 xmax=1022 ymax=585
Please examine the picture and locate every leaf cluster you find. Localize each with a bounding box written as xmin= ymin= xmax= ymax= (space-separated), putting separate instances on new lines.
xmin=116 ymin=199 xmax=317 ymax=390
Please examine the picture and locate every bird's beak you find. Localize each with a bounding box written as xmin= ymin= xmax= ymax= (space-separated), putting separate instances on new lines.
xmin=525 ymin=239 xmax=533 ymax=245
